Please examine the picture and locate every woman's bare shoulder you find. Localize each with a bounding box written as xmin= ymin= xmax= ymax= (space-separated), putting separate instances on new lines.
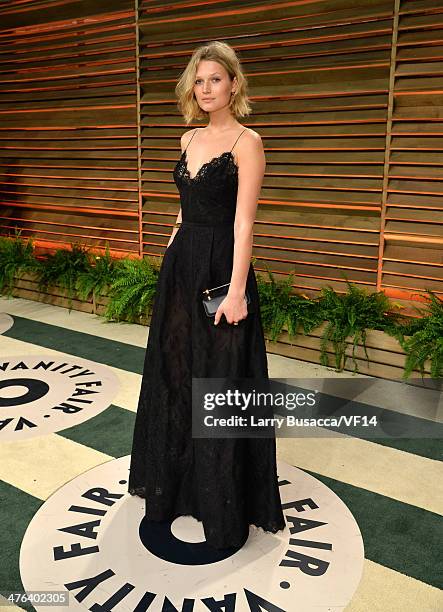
xmin=236 ymin=127 xmax=264 ymax=157
xmin=241 ymin=127 xmax=262 ymax=143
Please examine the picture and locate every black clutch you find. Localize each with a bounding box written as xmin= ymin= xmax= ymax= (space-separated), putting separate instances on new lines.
xmin=202 ymin=282 xmax=251 ymax=317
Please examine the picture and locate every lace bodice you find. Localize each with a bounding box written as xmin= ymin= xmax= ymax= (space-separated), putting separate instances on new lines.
xmin=172 ymin=128 xmax=247 ymax=225
xmin=179 ymin=150 xmax=238 ymax=184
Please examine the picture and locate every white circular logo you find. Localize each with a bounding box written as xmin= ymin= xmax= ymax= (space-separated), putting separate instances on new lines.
xmin=0 ymin=313 xmax=13 ymax=334
xmin=0 ymin=354 xmax=120 ymax=441
xmin=20 ymin=456 xmax=364 ymax=611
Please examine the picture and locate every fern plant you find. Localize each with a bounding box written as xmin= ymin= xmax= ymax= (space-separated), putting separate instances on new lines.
xmin=317 ymin=280 xmax=402 ymax=373
xmin=105 ymin=256 xmax=159 ymax=323
xmin=256 ymin=266 xmax=323 ymax=342
xmin=286 ymin=290 xmax=324 ymax=340
xmin=392 ymin=290 xmax=443 ymax=379
xmin=76 ymin=243 xmax=116 ymax=303
xmin=256 ymin=268 xmax=294 ymax=341
xmin=0 ymin=230 xmax=37 ymax=296
xmin=34 ymin=243 xmax=91 ymax=309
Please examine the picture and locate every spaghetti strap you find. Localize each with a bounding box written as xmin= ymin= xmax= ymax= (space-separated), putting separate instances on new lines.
xmin=230 ymin=128 xmax=247 ymax=152
xmin=183 ymin=128 xmax=199 ymax=153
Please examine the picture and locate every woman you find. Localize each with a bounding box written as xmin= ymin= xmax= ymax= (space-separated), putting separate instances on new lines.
xmin=128 ymin=40 xmax=286 ymax=550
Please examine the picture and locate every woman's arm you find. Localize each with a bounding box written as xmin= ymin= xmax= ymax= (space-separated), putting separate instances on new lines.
xmin=167 ymin=131 xmax=193 ymax=249
xmin=214 ymin=130 xmax=265 ymax=325
xmin=166 ymin=206 xmax=182 ymax=248
xmin=229 ymin=130 xmax=265 ymax=296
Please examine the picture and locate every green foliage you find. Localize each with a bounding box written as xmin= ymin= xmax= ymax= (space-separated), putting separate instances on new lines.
xmin=0 ymin=230 xmax=37 ymax=296
xmin=393 ymin=290 xmax=443 ymax=379
xmin=317 ymin=280 xmax=402 ymax=373
xmin=256 ymin=267 xmax=323 ymax=342
xmin=256 ymin=268 xmax=294 ymax=342
xmin=104 ymin=256 xmax=160 ymax=323
xmin=287 ymin=291 xmax=324 ymax=339
xmin=35 ymin=243 xmax=91 ymax=309
xmin=76 ymin=243 xmax=116 ymax=302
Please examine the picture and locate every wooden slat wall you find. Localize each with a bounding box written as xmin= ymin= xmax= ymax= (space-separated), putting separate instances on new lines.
xmin=140 ymin=0 xmax=442 ymax=304
xmin=0 ymin=0 xmax=139 ymax=256
xmin=382 ymin=0 xmax=443 ymax=301
xmin=0 ymin=0 xmax=441 ymax=303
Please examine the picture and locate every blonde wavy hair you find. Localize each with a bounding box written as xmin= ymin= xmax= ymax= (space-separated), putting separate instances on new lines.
xmin=175 ymin=41 xmax=252 ymax=125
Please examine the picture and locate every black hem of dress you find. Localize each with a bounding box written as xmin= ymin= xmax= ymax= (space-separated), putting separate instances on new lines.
xmin=128 ymin=486 xmax=286 ymax=550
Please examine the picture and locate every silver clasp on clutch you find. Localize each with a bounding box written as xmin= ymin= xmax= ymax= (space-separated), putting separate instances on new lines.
xmin=202 ymin=282 xmax=230 ymax=302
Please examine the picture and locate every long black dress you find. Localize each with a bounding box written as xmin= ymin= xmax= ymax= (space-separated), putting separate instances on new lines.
xmin=128 ymin=127 xmax=286 ymax=549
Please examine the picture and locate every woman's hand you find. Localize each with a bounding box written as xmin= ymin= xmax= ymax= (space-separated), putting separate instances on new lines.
xmin=214 ymin=293 xmax=248 ymax=326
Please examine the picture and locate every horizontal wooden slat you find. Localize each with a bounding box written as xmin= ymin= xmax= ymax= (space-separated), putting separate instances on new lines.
xmin=1 ymin=0 xmax=441 ymax=311
xmin=383 ymin=0 xmax=443 ymax=298
xmin=0 ymin=0 xmax=139 ymax=254
xmin=137 ymin=0 xmax=397 ymax=297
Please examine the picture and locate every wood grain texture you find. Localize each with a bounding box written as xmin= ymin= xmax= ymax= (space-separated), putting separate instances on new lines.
xmin=0 ymin=0 xmax=139 ymax=255
xmin=0 ymin=0 xmax=441 ymax=307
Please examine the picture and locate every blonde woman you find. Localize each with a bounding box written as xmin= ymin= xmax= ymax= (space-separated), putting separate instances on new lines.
xmin=128 ymin=41 xmax=286 ymax=550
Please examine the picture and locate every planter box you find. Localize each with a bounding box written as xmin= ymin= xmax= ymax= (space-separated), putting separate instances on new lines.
xmin=4 ymin=272 xmax=432 ymax=380
xmin=8 ymin=271 xmax=94 ymax=314
xmin=265 ymin=322 xmax=431 ymax=379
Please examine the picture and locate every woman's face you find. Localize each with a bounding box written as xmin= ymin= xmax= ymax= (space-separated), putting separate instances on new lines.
xmin=193 ymin=60 xmax=236 ymax=112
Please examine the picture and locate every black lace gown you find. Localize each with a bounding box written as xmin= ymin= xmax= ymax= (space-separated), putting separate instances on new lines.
xmin=128 ymin=128 xmax=286 ymax=549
